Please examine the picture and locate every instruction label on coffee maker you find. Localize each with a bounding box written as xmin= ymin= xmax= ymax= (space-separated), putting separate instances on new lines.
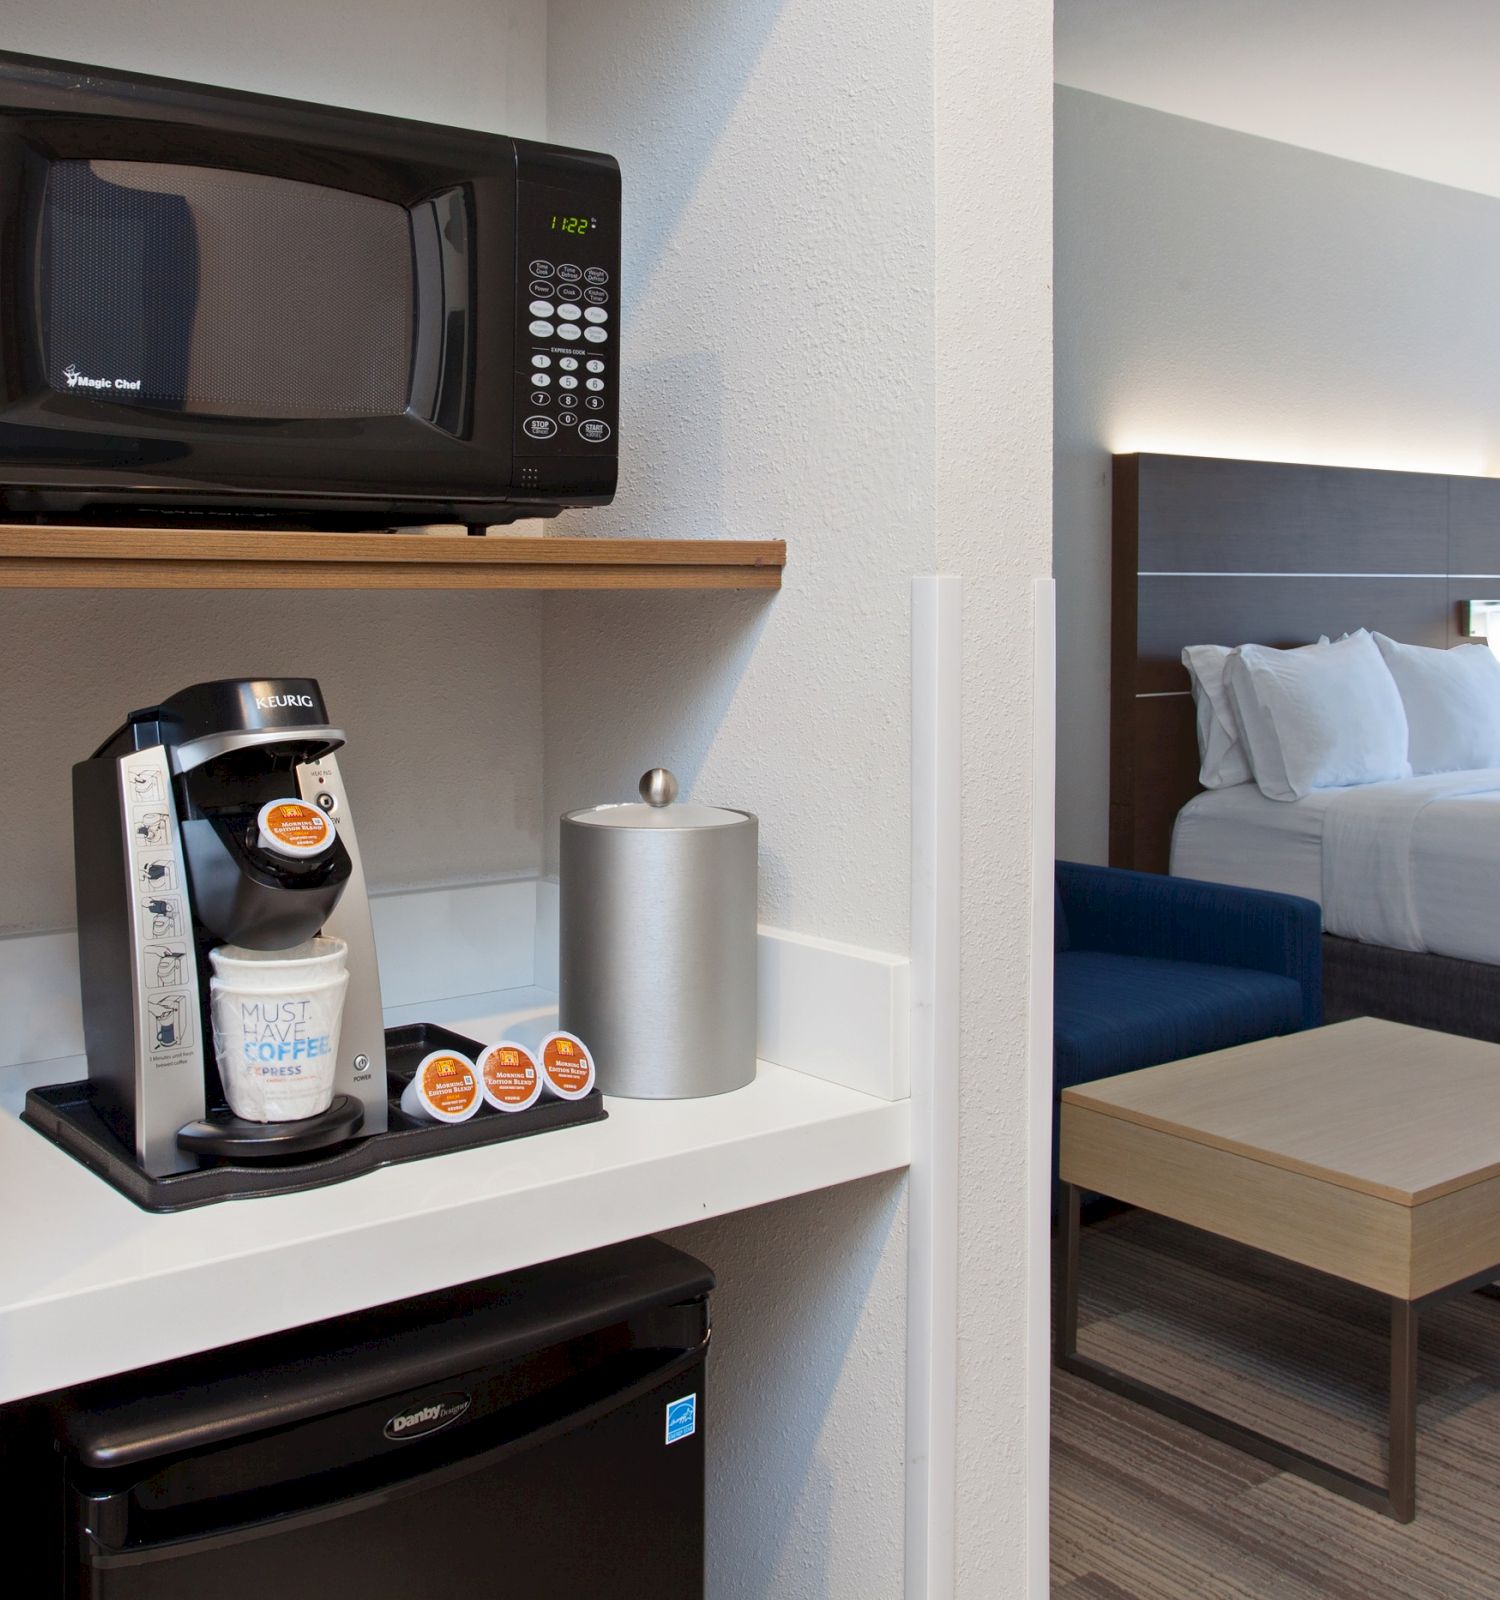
xmin=111 ymin=745 xmax=208 ymax=1174
xmin=120 ymin=749 xmax=202 ymax=1078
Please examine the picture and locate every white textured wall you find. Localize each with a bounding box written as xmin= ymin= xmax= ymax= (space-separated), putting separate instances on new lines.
xmin=936 ymin=5 xmax=1053 ymax=1596
xmin=542 ymin=4 xmax=929 ymax=1593
xmin=0 ymin=591 xmax=543 ymax=935
xmin=5 ymin=5 xmax=1056 ymax=1591
xmin=0 ymin=0 xmax=549 ymax=930
xmin=662 ymin=1176 xmax=908 ymax=1599
xmin=542 ymin=0 xmax=930 ymax=954
xmin=1055 ymin=86 xmax=1500 ymax=861
xmin=546 ymin=2 xmax=1053 ymax=1595
xmin=7 ymin=0 xmax=546 ymax=136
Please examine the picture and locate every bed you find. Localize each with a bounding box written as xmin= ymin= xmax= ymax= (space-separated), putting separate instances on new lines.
xmin=1111 ymin=452 xmax=1500 ymax=1043
xmin=1172 ymin=774 xmax=1500 ymax=966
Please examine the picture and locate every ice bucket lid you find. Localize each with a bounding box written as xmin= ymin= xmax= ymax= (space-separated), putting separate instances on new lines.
xmin=567 ymin=768 xmax=750 ymax=830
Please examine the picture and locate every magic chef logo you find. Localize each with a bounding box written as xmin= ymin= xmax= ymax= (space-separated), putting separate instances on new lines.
xmin=383 ymin=1392 xmax=472 ymax=1442
xmin=62 ymin=363 xmax=142 ymax=392
xmin=255 ymin=693 xmax=317 ymax=711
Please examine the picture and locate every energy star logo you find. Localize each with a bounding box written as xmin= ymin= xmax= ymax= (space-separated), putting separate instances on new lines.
xmin=62 ymin=362 xmax=142 ymax=392
xmin=665 ymin=1393 xmax=698 ymax=1445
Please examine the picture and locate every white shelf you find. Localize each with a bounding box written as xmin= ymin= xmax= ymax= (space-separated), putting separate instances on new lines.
xmin=0 ymin=988 xmax=909 ymax=1404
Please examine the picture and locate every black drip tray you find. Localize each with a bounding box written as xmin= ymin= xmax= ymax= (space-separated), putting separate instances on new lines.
xmin=177 ymin=1094 xmax=365 ymax=1159
xmin=22 ymin=1023 xmax=607 ymax=1212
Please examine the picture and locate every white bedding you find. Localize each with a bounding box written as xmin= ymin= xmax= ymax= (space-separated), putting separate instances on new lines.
xmin=1170 ymin=771 xmax=1500 ymax=965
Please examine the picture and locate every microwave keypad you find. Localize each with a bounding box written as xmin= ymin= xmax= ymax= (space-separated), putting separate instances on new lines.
xmin=516 ymin=183 xmax=617 ymax=470
xmin=522 ymin=273 xmax=608 ymax=425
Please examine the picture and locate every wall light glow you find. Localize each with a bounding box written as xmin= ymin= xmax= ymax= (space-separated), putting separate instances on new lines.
xmin=1108 ymin=433 xmax=1494 ymax=479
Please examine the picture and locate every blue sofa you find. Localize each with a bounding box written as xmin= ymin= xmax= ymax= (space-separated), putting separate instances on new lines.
xmin=1054 ymin=862 xmax=1322 ymax=1177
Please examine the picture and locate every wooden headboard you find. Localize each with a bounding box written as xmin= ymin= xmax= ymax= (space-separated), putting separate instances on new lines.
xmin=1110 ymin=453 xmax=1500 ymax=872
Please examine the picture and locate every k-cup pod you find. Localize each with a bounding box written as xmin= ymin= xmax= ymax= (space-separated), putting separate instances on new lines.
xmin=256 ymin=797 xmax=337 ymax=858
xmin=208 ymin=950 xmax=348 ymax=1123
xmin=478 ymin=1041 xmax=543 ymax=1113
xmin=538 ymin=1031 xmax=595 ymax=1101
xmin=401 ymin=1050 xmax=483 ymax=1123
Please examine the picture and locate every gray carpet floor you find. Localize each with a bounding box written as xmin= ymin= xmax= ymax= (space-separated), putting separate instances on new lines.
xmin=1052 ymin=1209 xmax=1500 ymax=1598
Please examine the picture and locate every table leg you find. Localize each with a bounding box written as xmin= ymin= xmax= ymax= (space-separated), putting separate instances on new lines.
xmin=1054 ymin=1183 xmax=1080 ymax=1362
xmin=1054 ymin=1202 xmax=1423 ymax=1520
xmin=1388 ymin=1298 xmax=1418 ymax=1523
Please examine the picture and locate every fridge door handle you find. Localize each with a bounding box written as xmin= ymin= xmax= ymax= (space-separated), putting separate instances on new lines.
xmin=84 ymin=1339 xmax=707 ymax=1570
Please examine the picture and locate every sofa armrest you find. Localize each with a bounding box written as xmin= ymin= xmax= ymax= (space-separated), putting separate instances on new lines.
xmin=1056 ymin=861 xmax=1323 ymax=1029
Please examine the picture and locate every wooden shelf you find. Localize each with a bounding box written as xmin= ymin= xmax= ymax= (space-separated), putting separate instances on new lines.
xmin=0 ymin=526 xmax=785 ymax=591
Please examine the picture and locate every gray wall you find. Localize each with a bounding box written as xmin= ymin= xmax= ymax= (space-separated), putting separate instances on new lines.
xmin=1054 ymin=86 xmax=1500 ymax=861
xmin=1 ymin=0 xmax=549 ymax=933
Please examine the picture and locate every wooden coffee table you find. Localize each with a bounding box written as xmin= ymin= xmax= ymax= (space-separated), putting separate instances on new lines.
xmin=1056 ymin=1016 xmax=1500 ymax=1522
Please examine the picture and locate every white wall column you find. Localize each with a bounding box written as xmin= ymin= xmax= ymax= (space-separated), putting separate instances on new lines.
xmin=906 ymin=575 xmax=962 ymax=1597
xmin=933 ymin=2 xmax=1055 ymax=1594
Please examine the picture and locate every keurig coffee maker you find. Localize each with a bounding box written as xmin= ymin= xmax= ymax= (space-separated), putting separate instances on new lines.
xmin=70 ymin=678 xmax=388 ymax=1176
xmin=21 ymin=675 xmax=609 ymax=1211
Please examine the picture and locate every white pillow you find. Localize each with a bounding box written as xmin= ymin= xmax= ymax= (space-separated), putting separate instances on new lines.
xmin=1181 ymin=645 xmax=1250 ymax=788
xmin=1372 ymin=633 xmax=1500 ymax=774
xmin=1181 ymin=638 xmax=1327 ymax=789
xmin=1225 ymin=629 xmax=1411 ymax=801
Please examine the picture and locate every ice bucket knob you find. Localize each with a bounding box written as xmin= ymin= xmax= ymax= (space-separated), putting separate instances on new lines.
xmin=639 ymin=767 xmax=679 ymax=808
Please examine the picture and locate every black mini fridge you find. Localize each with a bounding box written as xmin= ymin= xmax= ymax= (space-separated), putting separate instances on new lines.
xmin=10 ymin=1238 xmax=712 ymax=1597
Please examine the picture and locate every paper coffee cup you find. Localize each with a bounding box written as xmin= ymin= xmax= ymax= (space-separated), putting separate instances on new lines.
xmin=209 ymin=936 xmax=348 ymax=990
xmin=210 ymin=966 xmax=348 ymax=1123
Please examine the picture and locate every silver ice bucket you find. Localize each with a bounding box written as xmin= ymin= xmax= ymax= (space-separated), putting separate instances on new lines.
xmin=559 ymin=768 xmax=757 ymax=1099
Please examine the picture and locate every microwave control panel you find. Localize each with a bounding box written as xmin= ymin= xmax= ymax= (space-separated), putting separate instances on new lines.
xmin=514 ymin=175 xmax=619 ymax=498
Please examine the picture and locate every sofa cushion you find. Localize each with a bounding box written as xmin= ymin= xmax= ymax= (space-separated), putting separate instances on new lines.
xmin=1054 ymin=950 xmax=1304 ymax=1093
xmin=1054 ymin=880 xmax=1069 ymax=952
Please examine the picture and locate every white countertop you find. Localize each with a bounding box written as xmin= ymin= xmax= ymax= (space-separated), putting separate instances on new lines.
xmin=0 ymin=988 xmax=910 ymax=1403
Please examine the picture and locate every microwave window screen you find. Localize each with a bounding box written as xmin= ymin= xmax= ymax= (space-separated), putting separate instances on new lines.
xmin=40 ymin=160 xmax=414 ymax=418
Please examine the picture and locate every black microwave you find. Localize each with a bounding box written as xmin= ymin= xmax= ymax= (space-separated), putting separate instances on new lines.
xmin=0 ymin=52 xmax=620 ymax=531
